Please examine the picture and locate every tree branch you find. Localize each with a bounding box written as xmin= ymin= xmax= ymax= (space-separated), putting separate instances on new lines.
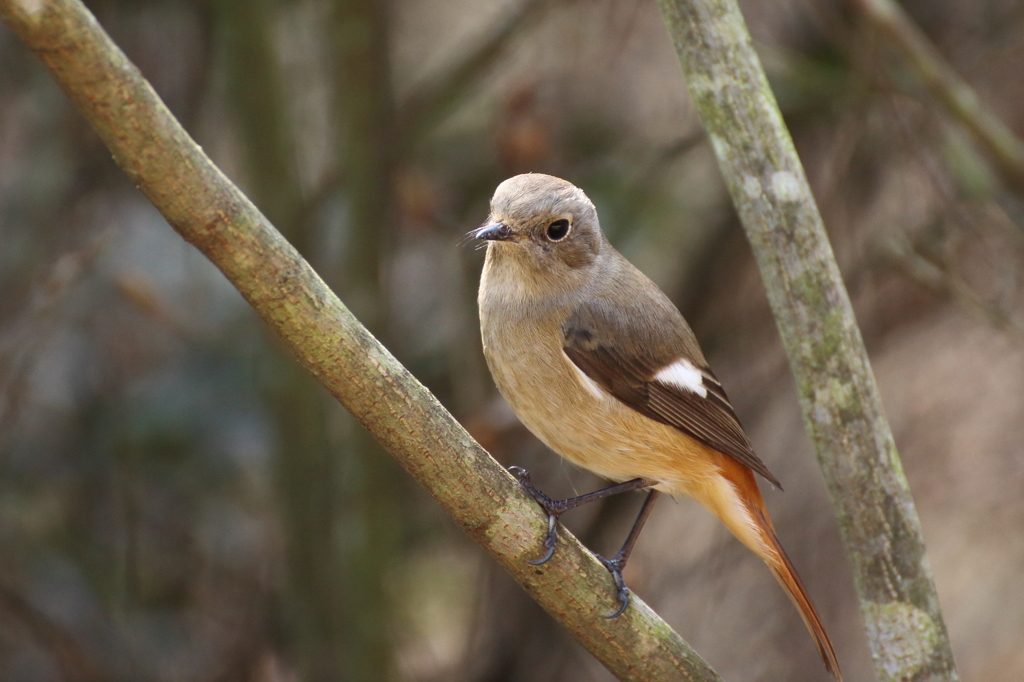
xmin=654 ymin=1 xmax=960 ymax=680
xmin=0 ymin=0 xmax=719 ymax=679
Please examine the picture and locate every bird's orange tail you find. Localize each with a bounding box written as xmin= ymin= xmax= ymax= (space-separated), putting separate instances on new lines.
xmin=757 ymin=508 xmax=841 ymax=680
xmin=716 ymin=458 xmax=842 ymax=681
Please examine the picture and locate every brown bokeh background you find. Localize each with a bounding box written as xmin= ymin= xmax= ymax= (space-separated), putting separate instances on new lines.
xmin=2 ymin=0 xmax=1024 ymax=680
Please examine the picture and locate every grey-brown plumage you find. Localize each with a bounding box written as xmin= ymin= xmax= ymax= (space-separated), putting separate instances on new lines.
xmin=475 ymin=173 xmax=840 ymax=680
xmin=562 ymin=302 xmax=780 ymax=488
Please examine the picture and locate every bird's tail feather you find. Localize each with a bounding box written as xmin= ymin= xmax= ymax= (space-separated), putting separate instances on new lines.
xmin=713 ymin=457 xmax=842 ymax=681
xmin=756 ymin=508 xmax=842 ymax=681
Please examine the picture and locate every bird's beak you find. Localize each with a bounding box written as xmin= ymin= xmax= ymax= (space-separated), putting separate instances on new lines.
xmin=474 ymin=222 xmax=515 ymax=241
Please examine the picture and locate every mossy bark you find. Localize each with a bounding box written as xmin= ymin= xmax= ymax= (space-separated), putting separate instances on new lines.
xmin=655 ymin=1 xmax=960 ymax=680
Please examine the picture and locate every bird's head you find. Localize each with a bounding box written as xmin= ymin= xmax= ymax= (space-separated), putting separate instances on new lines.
xmin=474 ymin=174 xmax=605 ymax=278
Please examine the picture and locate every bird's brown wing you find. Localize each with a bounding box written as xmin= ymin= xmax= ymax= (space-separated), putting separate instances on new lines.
xmin=563 ymin=309 xmax=781 ymax=489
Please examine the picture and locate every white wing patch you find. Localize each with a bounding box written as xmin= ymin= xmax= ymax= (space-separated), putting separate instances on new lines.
xmin=565 ymin=352 xmax=608 ymax=400
xmin=654 ymin=359 xmax=708 ymax=398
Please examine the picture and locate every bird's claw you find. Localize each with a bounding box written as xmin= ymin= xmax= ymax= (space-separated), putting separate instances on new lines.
xmin=508 ymin=465 xmax=530 ymax=483
xmin=527 ymin=512 xmax=559 ymax=565
xmin=510 ymin=466 xmax=563 ymax=564
xmin=510 ymin=465 xmax=636 ymax=615
xmin=508 ymin=466 xmax=559 ymax=511
xmin=598 ymin=554 xmax=632 ymax=619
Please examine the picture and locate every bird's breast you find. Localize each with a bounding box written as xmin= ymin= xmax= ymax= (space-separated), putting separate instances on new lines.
xmin=478 ymin=297 xmax=713 ymax=488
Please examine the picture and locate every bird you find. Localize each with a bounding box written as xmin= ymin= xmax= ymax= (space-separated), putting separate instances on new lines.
xmin=473 ymin=172 xmax=840 ymax=679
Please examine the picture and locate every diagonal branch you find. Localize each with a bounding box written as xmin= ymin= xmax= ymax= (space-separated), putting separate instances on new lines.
xmin=0 ymin=0 xmax=719 ymax=679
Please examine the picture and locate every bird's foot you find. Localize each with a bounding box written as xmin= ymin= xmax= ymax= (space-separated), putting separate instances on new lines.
xmin=508 ymin=466 xmax=563 ymax=564
xmin=509 ymin=466 xmax=645 ymax=617
xmin=597 ymin=554 xmax=632 ymax=619
xmin=508 ymin=466 xmax=566 ymax=512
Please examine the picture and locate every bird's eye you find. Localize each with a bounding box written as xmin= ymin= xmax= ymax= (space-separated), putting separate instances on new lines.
xmin=546 ymin=219 xmax=571 ymax=241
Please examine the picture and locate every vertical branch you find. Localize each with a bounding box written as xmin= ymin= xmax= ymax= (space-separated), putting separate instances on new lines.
xmin=331 ymin=0 xmax=401 ymax=679
xmin=333 ymin=0 xmax=396 ymax=329
xmin=215 ymin=0 xmax=303 ymax=239
xmin=654 ymin=1 xmax=960 ymax=681
xmin=215 ymin=2 xmax=353 ymax=678
xmin=269 ymin=377 xmax=350 ymax=681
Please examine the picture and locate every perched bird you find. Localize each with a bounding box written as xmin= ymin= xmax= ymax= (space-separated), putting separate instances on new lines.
xmin=474 ymin=173 xmax=840 ymax=679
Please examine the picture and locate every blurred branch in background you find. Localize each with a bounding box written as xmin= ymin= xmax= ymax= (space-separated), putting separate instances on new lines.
xmin=396 ymin=0 xmax=551 ymax=150
xmin=329 ymin=0 xmax=402 ymax=678
xmin=850 ymin=0 xmax=1024 ymax=196
xmin=215 ymin=1 xmax=364 ymax=679
xmin=656 ymin=0 xmax=959 ymax=680
xmin=0 ymin=233 xmax=109 ymax=447
xmin=215 ymin=0 xmax=303 ymax=236
xmin=883 ymin=233 xmax=1024 ymax=346
xmin=0 ymin=0 xmax=722 ymax=680
xmin=333 ymin=0 xmax=395 ymax=329
xmin=0 ymin=579 xmax=104 ymax=682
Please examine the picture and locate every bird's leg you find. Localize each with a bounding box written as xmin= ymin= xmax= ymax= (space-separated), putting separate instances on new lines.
xmin=508 ymin=466 xmax=652 ymax=564
xmin=597 ymin=489 xmax=662 ymax=618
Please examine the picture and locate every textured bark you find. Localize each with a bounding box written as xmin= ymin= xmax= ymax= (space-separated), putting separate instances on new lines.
xmin=0 ymin=0 xmax=720 ymax=679
xmin=655 ymin=1 xmax=960 ymax=681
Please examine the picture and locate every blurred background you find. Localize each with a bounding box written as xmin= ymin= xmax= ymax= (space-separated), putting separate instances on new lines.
xmin=2 ymin=0 xmax=1024 ymax=680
